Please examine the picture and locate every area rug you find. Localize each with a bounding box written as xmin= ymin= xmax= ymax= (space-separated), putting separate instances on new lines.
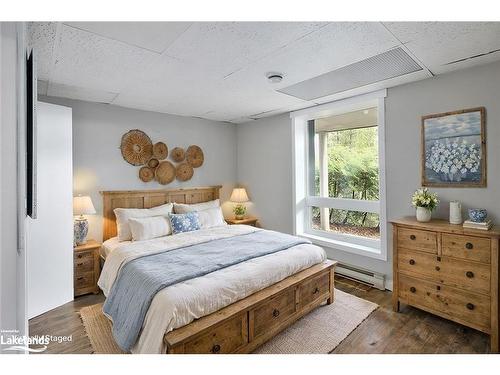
xmin=79 ymin=289 xmax=377 ymax=354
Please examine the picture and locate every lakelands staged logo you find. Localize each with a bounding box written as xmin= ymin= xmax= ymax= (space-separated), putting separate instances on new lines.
xmin=1 ymin=329 xmax=72 ymax=353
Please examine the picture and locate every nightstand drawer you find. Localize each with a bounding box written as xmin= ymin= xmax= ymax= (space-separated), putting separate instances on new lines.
xmin=75 ymin=272 xmax=94 ymax=290
xmin=74 ymin=257 xmax=94 ymax=274
xmin=74 ymin=250 xmax=93 ymax=262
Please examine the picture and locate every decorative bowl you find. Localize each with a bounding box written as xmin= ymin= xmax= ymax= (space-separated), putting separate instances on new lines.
xmin=468 ymin=208 xmax=487 ymax=223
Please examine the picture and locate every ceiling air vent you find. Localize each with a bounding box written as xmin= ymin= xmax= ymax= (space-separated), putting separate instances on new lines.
xmin=278 ymin=47 xmax=423 ymax=101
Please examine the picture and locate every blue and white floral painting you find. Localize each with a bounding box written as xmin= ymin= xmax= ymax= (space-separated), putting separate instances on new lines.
xmin=422 ymin=108 xmax=485 ymax=186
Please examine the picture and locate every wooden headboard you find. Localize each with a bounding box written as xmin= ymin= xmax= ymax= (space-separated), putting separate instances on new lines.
xmin=100 ymin=185 xmax=221 ymax=241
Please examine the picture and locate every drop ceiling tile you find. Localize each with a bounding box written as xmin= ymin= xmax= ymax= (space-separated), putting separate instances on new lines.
xmin=226 ymin=22 xmax=401 ymax=91
xmin=47 ymin=82 xmax=118 ymax=103
xmin=164 ymin=22 xmax=328 ymax=79
xmin=384 ymin=22 xmax=500 ymax=73
xmin=50 ymin=24 xmax=161 ymax=93
xmin=64 ymin=22 xmax=192 ymax=53
xmin=27 ymin=22 xmax=58 ymax=81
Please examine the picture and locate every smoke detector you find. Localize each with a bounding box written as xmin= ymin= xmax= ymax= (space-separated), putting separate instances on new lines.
xmin=266 ymin=72 xmax=284 ymax=83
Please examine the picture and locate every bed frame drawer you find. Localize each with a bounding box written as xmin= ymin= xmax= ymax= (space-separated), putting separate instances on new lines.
xmin=251 ymin=288 xmax=296 ymax=339
xmin=183 ymin=313 xmax=248 ymax=354
xmin=297 ymin=271 xmax=330 ymax=310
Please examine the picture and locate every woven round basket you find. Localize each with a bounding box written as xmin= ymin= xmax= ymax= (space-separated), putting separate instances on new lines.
xmin=120 ymin=130 xmax=153 ymax=166
xmin=186 ymin=145 xmax=204 ymax=168
xmin=155 ymin=161 xmax=175 ymax=185
xmin=139 ymin=166 xmax=155 ymax=182
xmin=170 ymin=147 xmax=185 ymax=162
xmin=153 ymin=142 xmax=168 ymax=160
xmin=176 ymin=162 xmax=194 ymax=182
xmin=147 ymin=158 xmax=159 ymax=169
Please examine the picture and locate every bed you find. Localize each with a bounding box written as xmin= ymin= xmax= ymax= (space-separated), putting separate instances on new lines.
xmin=99 ymin=186 xmax=336 ymax=354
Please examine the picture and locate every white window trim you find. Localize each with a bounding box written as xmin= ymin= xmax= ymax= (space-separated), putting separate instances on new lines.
xmin=291 ymin=89 xmax=388 ymax=261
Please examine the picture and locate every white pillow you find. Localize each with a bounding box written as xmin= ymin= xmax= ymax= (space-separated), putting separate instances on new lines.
xmin=129 ymin=216 xmax=172 ymax=241
xmin=114 ymin=203 xmax=173 ymax=241
xmin=173 ymin=199 xmax=220 ymax=214
xmin=197 ymin=207 xmax=227 ymax=229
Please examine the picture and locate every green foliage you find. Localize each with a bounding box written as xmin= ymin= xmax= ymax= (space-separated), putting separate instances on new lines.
xmin=313 ymin=127 xmax=380 ymax=229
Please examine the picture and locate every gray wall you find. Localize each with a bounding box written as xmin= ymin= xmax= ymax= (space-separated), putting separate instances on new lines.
xmin=236 ymin=60 xmax=500 ymax=288
xmin=40 ymin=97 xmax=238 ymax=242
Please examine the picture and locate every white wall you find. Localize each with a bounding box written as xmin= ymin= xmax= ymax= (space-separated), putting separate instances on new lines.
xmin=27 ymin=102 xmax=73 ymax=319
xmin=40 ymin=97 xmax=238 ymax=242
xmin=0 ymin=22 xmax=22 ymax=342
xmin=236 ymin=60 xmax=500 ymax=288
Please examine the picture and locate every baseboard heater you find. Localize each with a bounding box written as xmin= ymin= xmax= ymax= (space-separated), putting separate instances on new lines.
xmin=335 ymin=263 xmax=385 ymax=291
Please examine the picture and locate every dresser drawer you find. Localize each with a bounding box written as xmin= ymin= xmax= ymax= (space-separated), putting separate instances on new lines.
xmin=398 ymin=248 xmax=491 ymax=295
xmin=399 ymin=275 xmax=491 ymax=332
xmin=252 ymin=289 xmax=296 ymax=338
xmin=74 ymin=256 xmax=94 ymax=274
xmin=183 ymin=313 xmax=247 ymax=354
xmin=397 ymin=228 xmax=437 ymax=254
xmin=442 ymin=234 xmax=491 ymax=264
xmin=74 ymin=250 xmax=94 ymax=262
xmin=297 ymin=271 xmax=330 ymax=309
xmin=74 ymin=272 xmax=94 ymax=290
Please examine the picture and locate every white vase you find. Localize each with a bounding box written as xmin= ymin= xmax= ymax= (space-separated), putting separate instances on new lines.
xmin=416 ymin=207 xmax=432 ymax=222
xmin=449 ymin=201 xmax=463 ymax=225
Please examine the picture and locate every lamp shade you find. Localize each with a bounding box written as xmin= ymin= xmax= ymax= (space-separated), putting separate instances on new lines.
xmin=73 ymin=195 xmax=96 ymax=216
xmin=230 ymin=188 xmax=249 ymax=203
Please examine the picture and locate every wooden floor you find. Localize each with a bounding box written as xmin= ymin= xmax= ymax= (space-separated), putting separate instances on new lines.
xmin=28 ymin=276 xmax=490 ymax=354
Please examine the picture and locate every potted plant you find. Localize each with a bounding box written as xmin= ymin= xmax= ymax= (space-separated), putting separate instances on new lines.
xmin=411 ymin=188 xmax=439 ymax=222
xmin=233 ymin=204 xmax=247 ymax=220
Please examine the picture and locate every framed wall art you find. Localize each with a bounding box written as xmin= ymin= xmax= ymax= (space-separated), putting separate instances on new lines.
xmin=421 ymin=107 xmax=486 ymax=187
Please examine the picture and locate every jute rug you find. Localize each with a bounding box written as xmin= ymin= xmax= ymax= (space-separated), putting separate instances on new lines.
xmin=79 ymin=289 xmax=377 ymax=354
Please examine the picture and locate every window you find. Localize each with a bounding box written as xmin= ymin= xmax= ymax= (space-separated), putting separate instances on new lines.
xmin=292 ymin=90 xmax=387 ymax=260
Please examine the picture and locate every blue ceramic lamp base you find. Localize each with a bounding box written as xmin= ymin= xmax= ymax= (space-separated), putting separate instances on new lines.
xmin=74 ymin=216 xmax=89 ymax=246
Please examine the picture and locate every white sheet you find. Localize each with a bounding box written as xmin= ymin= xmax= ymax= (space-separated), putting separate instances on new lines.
xmin=100 ymin=237 xmax=122 ymax=258
xmin=98 ymin=225 xmax=326 ymax=354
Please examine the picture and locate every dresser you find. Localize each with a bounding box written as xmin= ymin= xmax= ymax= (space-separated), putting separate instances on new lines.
xmin=74 ymin=239 xmax=101 ymax=297
xmin=392 ymin=218 xmax=499 ymax=352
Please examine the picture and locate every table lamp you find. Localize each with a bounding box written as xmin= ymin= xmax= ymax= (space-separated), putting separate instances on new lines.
xmin=73 ymin=195 xmax=96 ymax=246
xmin=230 ymin=188 xmax=249 ymax=220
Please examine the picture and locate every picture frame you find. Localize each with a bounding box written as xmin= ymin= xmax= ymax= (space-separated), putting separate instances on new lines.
xmin=421 ymin=107 xmax=486 ymax=188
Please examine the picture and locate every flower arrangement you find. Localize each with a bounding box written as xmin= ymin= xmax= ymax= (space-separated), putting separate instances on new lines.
xmin=425 ymin=139 xmax=480 ymax=182
xmin=411 ymin=188 xmax=439 ymax=211
xmin=233 ymin=204 xmax=247 ymax=219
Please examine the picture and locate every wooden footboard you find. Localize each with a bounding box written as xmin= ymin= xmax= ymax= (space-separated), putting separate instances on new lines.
xmin=164 ymin=260 xmax=337 ymax=354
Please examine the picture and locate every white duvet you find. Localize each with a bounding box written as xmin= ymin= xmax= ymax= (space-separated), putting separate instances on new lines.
xmin=98 ymin=225 xmax=326 ymax=354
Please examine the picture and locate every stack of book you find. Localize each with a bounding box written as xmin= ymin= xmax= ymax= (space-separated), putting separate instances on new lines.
xmin=463 ymin=219 xmax=493 ymax=230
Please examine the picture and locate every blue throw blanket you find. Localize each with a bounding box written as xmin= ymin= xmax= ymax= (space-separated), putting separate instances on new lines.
xmin=103 ymin=230 xmax=309 ymax=351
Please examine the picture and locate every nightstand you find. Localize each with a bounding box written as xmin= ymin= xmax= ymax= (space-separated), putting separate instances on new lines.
xmin=74 ymin=239 xmax=101 ymax=297
xmin=225 ymin=217 xmax=258 ymax=227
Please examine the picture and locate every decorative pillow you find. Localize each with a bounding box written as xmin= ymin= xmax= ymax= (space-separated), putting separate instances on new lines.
xmin=168 ymin=212 xmax=201 ymax=234
xmin=128 ymin=216 xmax=172 ymax=241
xmin=197 ymin=207 xmax=227 ymax=229
xmin=173 ymin=199 xmax=220 ymax=214
xmin=114 ymin=203 xmax=173 ymax=241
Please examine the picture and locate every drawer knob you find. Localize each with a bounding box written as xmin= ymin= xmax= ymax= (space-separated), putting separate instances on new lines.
xmin=409 ymin=259 xmax=415 ymax=265
xmin=410 ymin=287 xmax=416 ymax=293
xmin=313 ymin=287 xmax=320 ymax=294
xmin=410 ymin=235 xmax=416 ymax=240
xmin=77 ymin=277 xmax=84 ymax=281
xmin=466 ymin=303 xmax=475 ymax=310
xmin=211 ymin=344 xmax=221 ymax=354
xmin=466 ymin=271 xmax=474 ymax=278
xmin=435 ymin=266 xmax=440 ymax=271
xmin=77 ymin=254 xmax=83 ymax=259
xmin=272 ymin=309 xmax=280 ymax=318
xmin=465 ymin=242 xmax=474 ymax=250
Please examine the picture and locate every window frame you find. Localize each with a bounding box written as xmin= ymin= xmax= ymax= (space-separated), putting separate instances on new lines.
xmin=291 ymin=89 xmax=387 ymax=261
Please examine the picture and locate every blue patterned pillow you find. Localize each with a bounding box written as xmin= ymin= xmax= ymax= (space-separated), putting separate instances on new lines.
xmin=168 ymin=212 xmax=201 ymax=234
